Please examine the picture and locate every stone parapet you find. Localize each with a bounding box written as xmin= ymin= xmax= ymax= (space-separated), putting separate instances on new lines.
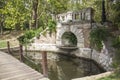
xmin=56 ymin=7 xmax=93 ymax=23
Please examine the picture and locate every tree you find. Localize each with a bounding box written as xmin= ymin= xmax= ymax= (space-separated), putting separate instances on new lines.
xmin=101 ymin=0 xmax=106 ymax=23
xmin=109 ymin=1 xmax=120 ymax=28
xmin=0 ymin=0 xmax=6 ymax=35
xmin=0 ymin=0 xmax=31 ymax=31
xmin=31 ymin=0 xmax=38 ymax=29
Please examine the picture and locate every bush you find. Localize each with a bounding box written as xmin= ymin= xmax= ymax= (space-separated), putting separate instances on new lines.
xmin=112 ymin=36 xmax=120 ymax=70
xmin=112 ymin=36 xmax=120 ymax=49
xmin=90 ymin=27 xmax=110 ymax=51
xmin=17 ymin=30 xmax=35 ymax=45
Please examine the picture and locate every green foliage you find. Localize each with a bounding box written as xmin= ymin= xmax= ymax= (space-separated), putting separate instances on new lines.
xmin=17 ymin=27 xmax=46 ymax=45
xmin=112 ymin=49 xmax=120 ymax=69
xmin=17 ymin=30 xmax=35 ymax=45
xmin=62 ymin=32 xmax=77 ymax=46
xmin=0 ymin=41 xmax=7 ymax=48
xmin=109 ymin=2 xmax=120 ymax=28
xmin=46 ymin=0 xmax=68 ymax=14
xmin=35 ymin=27 xmax=43 ymax=38
xmin=0 ymin=0 xmax=31 ymax=30
xmin=112 ymin=36 xmax=120 ymax=49
xmin=93 ymin=0 xmax=102 ymax=22
xmin=70 ymin=33 xmax=77 ymax=46
xmin=25 ymin=30 xmax=35 ymax=39
xmin=47 ymin=19 xmax=56 ymax=33
xmin=0 ymin=0 xmax=120 ymax=31
xmin=112 ymin=36 xmax=120 ymax=69
xmin=90 ymin=27 xmax=110 ymax=51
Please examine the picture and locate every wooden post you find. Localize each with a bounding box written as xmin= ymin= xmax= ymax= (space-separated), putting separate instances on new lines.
xmin=42 ymin=51 xmax=48 ymax=77
xmin=7 ymin=41 xmax=11 ymax=54
xmin=19 ymin=44 xmax=23 ymax=62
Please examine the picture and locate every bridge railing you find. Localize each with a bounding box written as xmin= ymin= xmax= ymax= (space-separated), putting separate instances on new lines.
xmin=56 ymin=7 xmax=93 ymax=23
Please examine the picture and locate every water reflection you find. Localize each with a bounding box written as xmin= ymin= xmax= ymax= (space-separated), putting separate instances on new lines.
xmin=48 ymin=54 xmax=101 ymax=80
xmin=12 ymin=51 xmax=104 ymax=80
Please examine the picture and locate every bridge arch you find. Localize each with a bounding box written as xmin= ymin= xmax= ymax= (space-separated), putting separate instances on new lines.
xmin=56 ymin=8 xmax=93 ymax=48
xmin=61 ymin=31 xmax=77 ymax=47
xmin=56 ymin=24 xmax=85 ymax=48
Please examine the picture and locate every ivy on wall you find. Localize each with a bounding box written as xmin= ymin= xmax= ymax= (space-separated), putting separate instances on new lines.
xmin=90 ymin=26 xmax=110 ymax=51
xmin=112 ymin=36 xmax=120 ymax=49
xmin=112 ymin=35 xmax=120 ymax=69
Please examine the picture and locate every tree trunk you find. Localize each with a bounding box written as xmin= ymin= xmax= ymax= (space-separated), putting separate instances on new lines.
xmin=31 ymin=0 xmax=38 ymax=29
xmin=101 ymin=0 xmax=106 ymax=23
xmin=0 ymin=22 xmax=3 ymax=35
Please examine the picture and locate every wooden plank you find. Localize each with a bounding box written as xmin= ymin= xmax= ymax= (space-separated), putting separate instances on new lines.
xmin=0 ymin=51 xmax=49 ymax=80
xmin=8 ymin=74 xmax=44 ymax=80
xmin=1 ymin=72 xmax=38 ymax=80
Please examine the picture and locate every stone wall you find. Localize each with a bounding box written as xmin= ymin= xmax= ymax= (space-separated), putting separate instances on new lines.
xmin=29 ymin=8 xmax=114 ymax=71
xmin=33 ymin=31 xmax=56 ymax=44
xmin=68 ymin=44 xmax=113 ymax=71
xmin=51 ymin=8 xmax=114 ymax=71
xmin=56 ymin=22 xmax=91 ymax=48
xmin=56 ymin=7 xmax=93 ymax=48
xmin=92 ymin=38 xmax=114 ymax=71
xmin=69 ymin=38 xmax=114 ymax=71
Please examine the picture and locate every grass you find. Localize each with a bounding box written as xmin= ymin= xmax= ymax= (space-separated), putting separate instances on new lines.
xmin=98 ymin=72 xmax=120 ymax=80
xmin=0 ymin=30 xmax=23 ymax=48
xmin=0 ymin=40 xmax=19 ymax=48
xmin=0 ymin=40 xmax=7 ymax=48
xmin=0 ymin=30 xmax=24 ymax=40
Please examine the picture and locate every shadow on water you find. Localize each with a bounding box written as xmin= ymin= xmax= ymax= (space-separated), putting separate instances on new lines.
xmin=9 ymin=51 xmax=105 ymax=80
xmin=48 ymin=53 xmax=105 ymax=80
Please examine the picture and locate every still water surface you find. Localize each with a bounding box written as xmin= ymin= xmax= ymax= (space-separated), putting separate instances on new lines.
xmin=11 ymin=51 xmax=104 ymax=80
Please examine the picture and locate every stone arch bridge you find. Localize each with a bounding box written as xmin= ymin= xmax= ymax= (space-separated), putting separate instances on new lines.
xmin=28 ymin=8 xmax=113 ymax=71
xmin=56 ymin=8 xmax=92 ymax=48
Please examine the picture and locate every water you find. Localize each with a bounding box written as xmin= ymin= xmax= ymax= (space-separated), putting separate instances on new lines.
xmin=22 ymin=52 xmax=104 ymax=80
xmin=8 ymin=50 xmax=105 ymax=80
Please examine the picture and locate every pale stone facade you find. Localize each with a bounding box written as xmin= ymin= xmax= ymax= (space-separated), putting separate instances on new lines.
xmin=56 ymin=22 xmax=91 ymax=48
xmin=28 ymin=8 xmax=114 ymax=71
xmin=56 ymin=7 xmax=93 ymax=48
xmin=55 ymin=7 xmax=113 ymax=71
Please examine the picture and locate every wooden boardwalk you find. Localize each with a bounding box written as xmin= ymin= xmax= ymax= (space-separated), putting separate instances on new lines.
xmin=0 ymin=51 xmax=49 ymax=80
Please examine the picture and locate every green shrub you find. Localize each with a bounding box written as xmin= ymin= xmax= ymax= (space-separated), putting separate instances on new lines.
xmin=90 ymin=27 xmax=110 ymax=51
xmin=17 ymin=30 xmax=35 ymax=45
xmin=112 ymin=36 xmax=120 ymax=72
xmin=17 ymin=20 xmax=56 ymax=45
xmin=35 ymin=28 xmax=43 ymax=38
xmin=47 ymin=20 xmax=56 ymax=33
xmin=112 ymin=36 xmax=120 ymax=49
